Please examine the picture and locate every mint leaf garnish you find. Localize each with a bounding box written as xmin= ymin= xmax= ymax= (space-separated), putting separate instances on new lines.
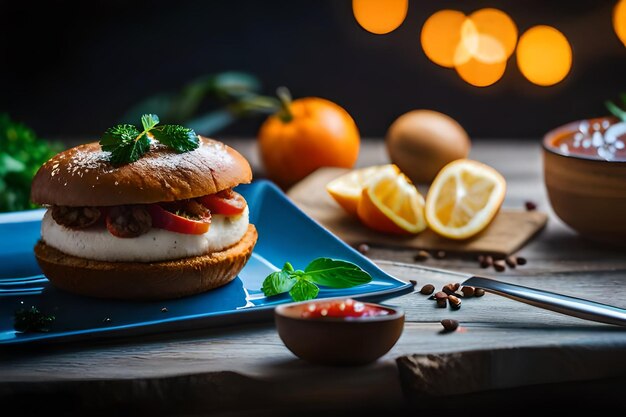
xmin=141 ymin=114 xmax=160 ymax=131
xmin=304 ymin=258 xmax=372 ymax=288
xmin=100 ymin=124 xmax=142 ymax=149
xmin=101 ymin=124 xmax=150 ymax=165
xmin=100 ymin=114 xmax=199 ymax=166
xmin=151 ymin=125 xmax=199 ymax=153
xmin=261 ymin=270 xmax=296 ymax=297
xmin=261 ymin=258 xmax=372 ymax=302
xmin=289 ymin=278 xmax=319 ymax=302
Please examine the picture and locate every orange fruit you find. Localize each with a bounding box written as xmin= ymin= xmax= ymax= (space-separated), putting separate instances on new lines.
xmin=425 ymin=159 xmax=506 ymax=240
xmin=326 ymin=164 xmax=400 ymax=216
xmin=356 ymin=171 xmax=427 ymax=235
xmin=258 ymin=96 xmax=360 ymax=190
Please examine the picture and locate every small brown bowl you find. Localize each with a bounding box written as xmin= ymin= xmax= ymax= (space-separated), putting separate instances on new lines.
xmin=274 ymin=298 xmax=404 ymax=366
xmin=543 ymin=116 xmax=626 ymax=243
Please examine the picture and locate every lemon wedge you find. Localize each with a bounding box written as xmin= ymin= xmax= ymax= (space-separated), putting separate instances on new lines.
xmin=425 ymin=159 xmax=506 ymax=239
xmin=326 ymin=164 xmax=400 ymax=216
xmin=356 ymin=171 xmax=427 ymax=234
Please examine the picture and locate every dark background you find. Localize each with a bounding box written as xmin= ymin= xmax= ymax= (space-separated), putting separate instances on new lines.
xmin=1 ymin=0 xmax=625 ymax=141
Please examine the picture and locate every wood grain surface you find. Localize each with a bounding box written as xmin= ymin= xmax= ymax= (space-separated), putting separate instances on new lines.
xmin=2 ymin=139 xmax=626 ymax=416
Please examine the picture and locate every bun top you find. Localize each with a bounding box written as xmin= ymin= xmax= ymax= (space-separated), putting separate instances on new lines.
xmin=31 ymin=136 xmax=252 ymax=206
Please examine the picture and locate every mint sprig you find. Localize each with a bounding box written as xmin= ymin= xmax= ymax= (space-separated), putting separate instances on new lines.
xmin=100 ymin=124 xmax=150 ymax=165
xmin=261 ymin=262 xmax=297 ymax=297
xmin=151 ymin=124 xmax=200 ymax=153
xmin=100 ymin=114 xmax=199 ymax=166
xmin=261 ymin=258 xmax=372 ymax=302
xmin=289 ymin=279 xmax=319 ymax=301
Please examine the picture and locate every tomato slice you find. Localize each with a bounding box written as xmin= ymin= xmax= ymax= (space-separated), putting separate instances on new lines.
xmin=198 ymin=190 xmax=247 ymax=215
xmin=147 ymin=204 xmax=211 ymax=235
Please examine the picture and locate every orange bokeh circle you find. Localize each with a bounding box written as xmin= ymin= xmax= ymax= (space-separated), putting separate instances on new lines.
xmin=421 ymin=10 xmax=468 ymax=68
xmin=421 ymin=8 xmax=517 ymax=87
xmin=455 ymin=57 xmax=507 ymax=87
xmin=614 ymin=0 xmax=626 ymax=47
xmin=468 ymin=8 xmax=518 ymax=59
xmin=352 ymin=0 xmax=408 ymax=35
xmin=517 ymin=25 xmax=572 ymax=86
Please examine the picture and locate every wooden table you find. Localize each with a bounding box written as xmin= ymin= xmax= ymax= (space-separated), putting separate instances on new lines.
xmin=2 ymin=139 xmax=626 ymax=416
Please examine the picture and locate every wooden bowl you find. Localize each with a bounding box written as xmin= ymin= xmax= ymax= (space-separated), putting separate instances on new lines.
xmin=543 ymin=117 xmax=626 ymax=243
xmin=274 ymin=298 xmax=404 ymax=366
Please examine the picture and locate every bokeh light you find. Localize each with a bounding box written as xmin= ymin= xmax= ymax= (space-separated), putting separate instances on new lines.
xmin=421 ymin=10 xmax=468 ymax=68
xmin=455 ymin=57 xmax=507 ymax=87
xmin=458 ymin=28 xmax=507 ymax=65
xmin=352 ymin=0 xmax=408 ymax=35
xmin=420 ymin=8 xmax=573 ymax=88
xmin=468 ymin=8 xmax=518 ymax=59
xmin=516 ymin=25 xmax=572 ymax=86
xmin=421 ymin=8 xmax=517 ymax=87
xmin=615 ymin=0 xmax=626 ymax=47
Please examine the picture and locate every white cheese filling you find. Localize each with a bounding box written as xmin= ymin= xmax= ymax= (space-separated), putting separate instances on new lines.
xmin=41 ymin=206 xmax=249 ymax=262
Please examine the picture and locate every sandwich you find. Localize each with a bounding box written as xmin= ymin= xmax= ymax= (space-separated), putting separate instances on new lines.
xmin=30 ymin=133 xmax=257 ymax=300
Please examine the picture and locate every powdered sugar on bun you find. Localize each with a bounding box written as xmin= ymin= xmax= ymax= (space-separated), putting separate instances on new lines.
xmin=31 ymin=136 xmax=252 ymax=207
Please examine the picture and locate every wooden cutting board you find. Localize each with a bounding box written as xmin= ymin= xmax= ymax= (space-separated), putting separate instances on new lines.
xmin=287 ymin=167 xmax=547 ymax=257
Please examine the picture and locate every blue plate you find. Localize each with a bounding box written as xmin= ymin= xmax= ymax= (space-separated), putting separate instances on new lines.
xmin=0 ymin=180 xmax=412 ymax=345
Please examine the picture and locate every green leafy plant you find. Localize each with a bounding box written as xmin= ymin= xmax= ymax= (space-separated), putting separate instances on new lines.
xmin=605 ymin=93 xmax=626 ymax=122
xmin=122 ymin=71 xmax=286 ymax=136
xmin=0 ymin=114 xmax=63 ymax=212
xmin=261 ymin=258 xmax=373 ymax=302
xmin=100 ymin=114 xmax=198 ymax=166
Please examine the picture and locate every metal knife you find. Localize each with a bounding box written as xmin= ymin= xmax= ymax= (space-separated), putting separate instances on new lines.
xmin=462 ymin=275 xmax=626 ymax=327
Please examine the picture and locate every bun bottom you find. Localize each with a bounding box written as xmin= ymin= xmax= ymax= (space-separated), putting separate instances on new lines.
xmin=34 ymin=224 xmax=258 ymax=300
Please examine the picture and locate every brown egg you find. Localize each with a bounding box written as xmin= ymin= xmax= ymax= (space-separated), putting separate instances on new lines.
xmin=385 ymin=110 xmax=471 ymax=184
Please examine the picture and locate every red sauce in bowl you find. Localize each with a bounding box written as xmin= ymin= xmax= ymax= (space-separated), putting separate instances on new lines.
xmin=549 ymin=118 xmax=626 ymax=161
xmin=300 ymin=298 xmax=390 ymax=319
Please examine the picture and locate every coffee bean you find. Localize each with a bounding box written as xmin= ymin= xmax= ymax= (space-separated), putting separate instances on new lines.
xmin=442 ymin=283 xmax=459 ymax=295
xmin=441 ymin=319 xmax=459 ymax=332
xmin=414 ymin=250 xmax=431 ymax=262
xmin=525 ymin=201 xmax=537 ymax=211
xmin=460 ymin=286 xmax=475 ymax=297
xmin=480 ymin=255 xmax=493 ymax=269
xmin=448 ymin=295 xmax=462 ymax=309
xmin=474 ymin=288 xmax=486 ymax=297
xmin=505 ymin=256 xmax=517 ymax=268
xmin=434 ymin=291 xmax=448 ymax=308
xmin=420 ymin=284 xmax=435 ymax=295
xmin=357 ymin=243 xmax=370 ymax=255
xmin=409 ymin=279 xmax=418 ymax=287
xmin=516 ymin=256 xmax=527 ymax=265
xmin=434 ymin=250 xmax=446 ymax=259
xmin=493 ymin=259 xmax=506 ymax=272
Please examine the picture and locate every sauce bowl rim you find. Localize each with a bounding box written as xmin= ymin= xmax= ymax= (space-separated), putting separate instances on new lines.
xmin=274 ymin=297 xmax=405 ymax=323
xmin=542 ymin=116 xmax=626 ymax=163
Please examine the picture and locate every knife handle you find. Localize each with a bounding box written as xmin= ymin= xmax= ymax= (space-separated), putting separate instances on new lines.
xmin=464 ymin=276 xmax=626 ymax=327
